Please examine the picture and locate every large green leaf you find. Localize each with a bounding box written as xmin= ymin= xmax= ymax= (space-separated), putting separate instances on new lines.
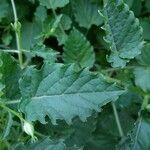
xmin=134 ymin=43 xmax=150 ymax=92
xmin=117 ymin=117 xmax=150 ymax=150
xmin=20 ymin=63 xmax=124 ymax=124
xmin=39 ymin=0 xmax=69 ymax=10
xmin=102 ymin=0 xmax=144 ymax=68
xmin=63 ymin=28 xmax=95 ymax=69
xmin=71 ymin=0 xmax=103 ymax=29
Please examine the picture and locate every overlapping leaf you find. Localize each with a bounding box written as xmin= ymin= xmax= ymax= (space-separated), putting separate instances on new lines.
xmin=63 ymin=28 xmax=95 ymax=69
xmin=102 ymin=0 xmax=144 ymax=67
xmin=20 ymin=63 xmax=124 ymax=124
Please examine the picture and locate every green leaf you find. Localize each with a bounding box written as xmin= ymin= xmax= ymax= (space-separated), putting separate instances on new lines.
xmin=2 ymin=32 xmax=12 ymax=46
xmin=28 ymin=44 xmax=58 ymax=63
xmin=55 ymin=14 xmax=72 ymax=45
xmin=72 ymin=0 xmax=103 ymax=29
xmin=103 ymin=0 xmax=144 ymax=68
xmin=20 ymin=63 xmax=124 ymax=124
xmin=63 ymin=28 xmax=95 ymax=69
xmin=117 ymin=117 xmax=150 ymax=150
xmin=35 ymin=5 xmax=47 ymax=23
xmin=21 ymin=21 xmax=42 ymax=50
xmin=39 ymin=0 xmax=69 ymax=10
xmin=134 ymin=43 xmax=150 ymax=92
xmin=0 ymin=53 xmax=21 ymax=99
xmin=60 ymin=15 xmax=72 ymax=30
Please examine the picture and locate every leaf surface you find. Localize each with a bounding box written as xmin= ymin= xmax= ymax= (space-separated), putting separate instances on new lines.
xmin=20 ymin=63 xmax=124 ymax=124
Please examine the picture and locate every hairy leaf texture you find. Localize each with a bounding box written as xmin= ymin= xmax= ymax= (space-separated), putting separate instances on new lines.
xmin=63 ymin=28 xmax=95 ymax=69
xmin=102 ymin=0 xmax=144 ymax=68
xmin=19 ymin=63 xmax=124 ymax=124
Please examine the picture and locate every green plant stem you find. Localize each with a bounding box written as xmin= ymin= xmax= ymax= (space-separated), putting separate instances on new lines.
xmin=111 ymin=101 xmax=124 ymax=138
xmin=0 ymin=102 xmax=24 ymax=121
xmin=4 ymin=100 xmax=21 ymax=105
xmin=10 ymin=0 xmax=23 ymax=69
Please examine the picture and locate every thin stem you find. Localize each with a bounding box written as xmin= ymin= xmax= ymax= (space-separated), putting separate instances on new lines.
xmin=0 ymin=49 xmax=30 ymax=54
xmin=0 ymin=102 xmax=24 ymax=121
xmin=4 ymin=100 xmax=21 ymax=105
xmin=111 ymin=101 xmax=124 ymax=138
xmin=10 ymin=0 xmax=23 ymax=68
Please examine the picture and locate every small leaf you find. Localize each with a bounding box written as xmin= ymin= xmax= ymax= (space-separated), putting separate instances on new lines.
xmin=63 ymin=28 xmax=95 ymax=69
xmin=35 ymin=5 xmax=47 ymax=23
xmin=29 ymin=44 xmax=58 ymax=63
xmin=20 ymin=63 xmax=124 ymax=124
xmin=103 ymin=0 xmax=144 ymax=68
xmin=72 ymin=0 xmax=103 ymax=29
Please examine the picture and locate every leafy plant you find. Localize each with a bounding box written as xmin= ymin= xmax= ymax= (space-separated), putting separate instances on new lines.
xmin=0 ymin=0 xmax=150 ymax=149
